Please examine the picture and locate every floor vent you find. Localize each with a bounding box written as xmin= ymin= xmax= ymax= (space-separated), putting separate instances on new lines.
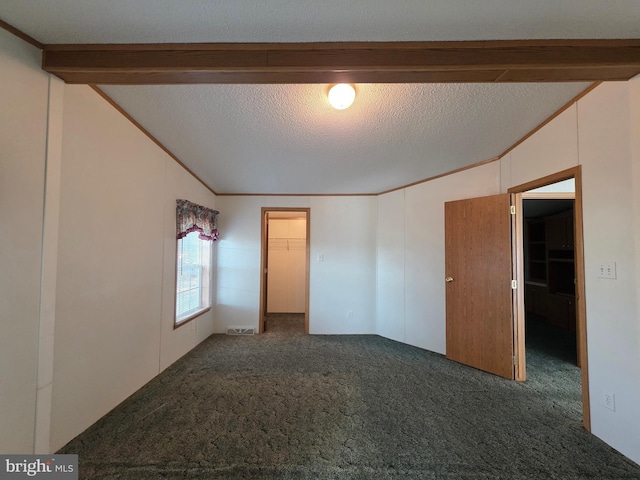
xmin=226 ymin=327 xmax=256 ymax=336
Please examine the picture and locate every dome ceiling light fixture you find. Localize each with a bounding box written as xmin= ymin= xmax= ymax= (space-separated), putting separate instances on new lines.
xmin=327 ymin=84 xmax=356 ymax=110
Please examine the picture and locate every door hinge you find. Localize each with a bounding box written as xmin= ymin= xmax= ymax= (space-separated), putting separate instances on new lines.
xmin=513 ymin=355 xmax=518 ymax=366
xmin=511 ymin=280 xmax=517 ymax=289
xmin=510 ymin=205 xmax=516 ymax=215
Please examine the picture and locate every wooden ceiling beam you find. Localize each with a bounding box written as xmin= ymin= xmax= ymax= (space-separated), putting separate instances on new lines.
xmin=42 ymin=40 xmax=640 ymax=84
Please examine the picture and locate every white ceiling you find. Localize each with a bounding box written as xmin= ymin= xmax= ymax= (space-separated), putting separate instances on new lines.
xmin=2 ymin=1 xmax=639 ymax=194
xmin=98 ymin=83 xmax=590 ymax=194
xmin=3 ymin=1 xmax=640 ymax=44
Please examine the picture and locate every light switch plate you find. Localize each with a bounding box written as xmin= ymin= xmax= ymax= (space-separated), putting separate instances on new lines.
xmin=603 ymin=392 xmax=616 ymax=412
xmin=598 ymin=262 xmax=617 ymax=279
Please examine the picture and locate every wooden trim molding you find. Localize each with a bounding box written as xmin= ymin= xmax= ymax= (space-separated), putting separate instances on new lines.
xmin=378 ymin=156 xmax=500 ymax=196
xmin=511 ymin=192 xmax=526 ymax=381
xmin=521 ymin=192 xmax=575 ymax=200
xmin=508 ymin=166 xmax=581 ymax=194
xmin=0 ymin=18 xmax=43 ymax=49
xmin=216 ymin=80 xmax=601 ymax=198
xmin=498 ymin=82 xmax=601 ymax=159
xmin=218 ymin=192 xmax=377 ymax=197
xmin=90 ymin=86 xmax=217 ymax=196
xmin=173 ymin=306 xmax=211 ymax=330
xmin=42 ymin=40 xmax=640 ymax=85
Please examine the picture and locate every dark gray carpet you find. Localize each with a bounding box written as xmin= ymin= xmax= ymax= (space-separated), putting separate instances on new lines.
xmin=59 ymin=320 xmax=640 ymax=479
xmin=264 ymin=313 xmax=305 ymax=335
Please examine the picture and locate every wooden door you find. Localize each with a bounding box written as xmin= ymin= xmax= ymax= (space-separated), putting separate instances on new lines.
xmin=261 ymin=212 xmax=270 ymax=332
xmin=445 ymin=193 xmax=517 ymax=379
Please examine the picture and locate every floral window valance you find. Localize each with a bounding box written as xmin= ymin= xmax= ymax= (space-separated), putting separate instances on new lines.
xmin=176 ymin=199 xmax=220 ymax=241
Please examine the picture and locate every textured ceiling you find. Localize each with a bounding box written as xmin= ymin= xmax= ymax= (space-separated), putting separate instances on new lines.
xmin=100 ymin=83 xmax=590 ymax=194
xmin=1 ymin=1 xmax=638 ymax=194
xmin=2 ymin=0 xmax=640 ymax=44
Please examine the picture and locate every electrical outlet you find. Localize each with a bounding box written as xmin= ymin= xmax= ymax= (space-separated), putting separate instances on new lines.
xmin=317 ymin=253 xmax=324 ymax=263
xmin=347 ymin=310 xmax=354 ymax=320
xmin=598 ymin=262 xmax=617 ymax=279
xmin=603 ymin=392 xmax=616 ymax=412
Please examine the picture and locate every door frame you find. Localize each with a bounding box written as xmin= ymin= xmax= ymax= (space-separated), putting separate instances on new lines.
xmin=508 ymin=166 xmax=590 ymax=431
xmin=258 ymin=207 xmax=311 ymax=334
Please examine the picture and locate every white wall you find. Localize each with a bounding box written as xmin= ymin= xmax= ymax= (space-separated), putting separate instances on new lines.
xmin=216 ymin=196 xmax=377 ymax=334
xmin=577 ymin=82 xmax=640 ymax=463
xmin=310 ymin=196 xmax=377 ymax=334
xmin=49 ymin=85 xmax=217 ymax=451
xmin=1 ymin=27 xmax=218 ymax=452
xmin=500 ymin=81 xmax=640 ymax=464
xmin=51 ymin=84 xmax=164 ymax=449
xmin=376 ymin=163 xmax=501 ymax=352
xmin=377 ymin=190 xmax=405 ymax=342
xmin=0 ymin=28 xmax=49 ymax=454
xmin=632 ymin=77 xmax=640 ymax=342
xmin=632 ymin=76 xmax=640 ymax=463
xmin=501 ymin=105 xmax=579 ymax=189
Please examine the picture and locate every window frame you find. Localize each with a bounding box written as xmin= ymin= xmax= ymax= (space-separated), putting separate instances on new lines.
xmin=174 ymin=231 xmax=213 ymax=329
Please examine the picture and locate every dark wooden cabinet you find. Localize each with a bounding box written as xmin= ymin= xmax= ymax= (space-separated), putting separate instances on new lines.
xmin=547 ymin=259 xmax=575 ymax=296
xmin=524 ymin=220 xmax=546 ymax=283
xmin=525 ymin=283 xmax=548 ymax=317
xmin=547 ymin=294 xmax=576 ymax=331
xmin=525 ymin=208 xmax=575 ymax=332
xmin=546 ymin=212 xmax=574 ymax=251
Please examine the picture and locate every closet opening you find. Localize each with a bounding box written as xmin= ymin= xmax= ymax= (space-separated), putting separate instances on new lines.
xmin=259 ymin=208 xmax=310 ymax=335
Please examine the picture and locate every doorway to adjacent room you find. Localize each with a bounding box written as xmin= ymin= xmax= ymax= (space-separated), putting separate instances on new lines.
xmin=521 ymin=179 xmax=583 ymax=426
xmin=259 ymin=208 xmax=310 ymax=334
xmin=444 ymin=166 xmax=589 ymax=430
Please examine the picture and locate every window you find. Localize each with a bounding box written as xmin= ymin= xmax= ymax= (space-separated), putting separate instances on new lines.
xmin=174 ymin=199 xmax=219 ymax=327
xmin=175 ymin=231 xmax=212 ymax=326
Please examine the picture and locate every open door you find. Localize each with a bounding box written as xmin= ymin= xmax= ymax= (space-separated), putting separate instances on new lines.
xmin=445 ymin=193 xmax=522 ymax=380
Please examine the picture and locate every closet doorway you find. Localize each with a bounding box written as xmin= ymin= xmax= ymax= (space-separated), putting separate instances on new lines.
xmin=259 ymin=208 xmax=310 ymax=334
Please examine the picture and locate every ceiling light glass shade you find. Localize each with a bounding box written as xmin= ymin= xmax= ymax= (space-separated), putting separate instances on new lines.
xmin=328 ymin=84 xmax=356 ymax=110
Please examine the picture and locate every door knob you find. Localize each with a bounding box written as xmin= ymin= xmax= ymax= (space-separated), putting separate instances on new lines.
xmin=445 ymin=277 xmax=454 ymax=283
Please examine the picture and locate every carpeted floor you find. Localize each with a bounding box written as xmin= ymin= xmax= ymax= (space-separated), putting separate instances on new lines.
xmin=264 ymin=313 xmax=306 ymax=335
xmin=59 ymin=317 xmax=640 ymax=479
